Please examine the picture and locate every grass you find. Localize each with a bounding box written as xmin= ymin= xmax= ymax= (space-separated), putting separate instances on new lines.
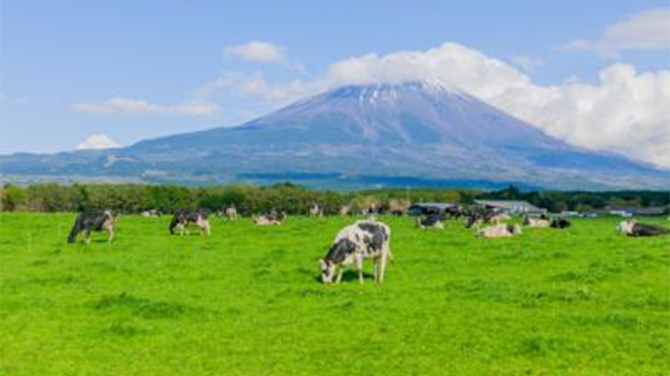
xmin=0 ymin=212 xmax=668 ymax=375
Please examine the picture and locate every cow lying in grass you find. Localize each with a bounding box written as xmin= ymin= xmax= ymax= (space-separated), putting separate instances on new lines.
xmin=169 ymin=209 xmax=211 ymax=236
xmin=550 ymin=218 xmax=571 ymax=229
xmin=477 ymin=224 xmax=522 ymax=238
xmin=523 ymin=216 xmax=550 ymax=228
xmin=416 ymin=214 xmax=444 ymax=229
xmin=68 ymin=210 xmax=115 ymax=244
xmin=253 ymin=210 xmax=286 ymax=225
xmin=320 ymin=220 xmax=392 ymax=284
xmin=617 ymin=220 xmax=670 ymax=237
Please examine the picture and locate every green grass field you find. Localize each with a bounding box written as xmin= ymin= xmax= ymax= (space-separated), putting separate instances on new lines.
xmin=1 ymin=213 xmax=668 ymax=375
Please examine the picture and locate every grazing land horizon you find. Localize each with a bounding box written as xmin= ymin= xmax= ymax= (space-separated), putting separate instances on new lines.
xmin=1 ymin=213 xmax=668 ymax=375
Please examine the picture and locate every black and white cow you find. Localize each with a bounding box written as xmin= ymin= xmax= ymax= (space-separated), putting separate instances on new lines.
xmin=477 ymin=224 xmax=522 ymax=238
xmin=416 ymin=214 xmax=445 ymax=229
xmin=320 ymin=220 xmax=392 ymax=284
xmin=309 ymin=203 xmax=323 ymax=217
xmin=550 ymin=218 xmax=571 ymax=229
xmin=617 ymin=220 xmax=670 ymax=237
xmin=254 ymin=209 xmax=287 ymax=225
xmin=169 ymin=209 xmax=211 ymax=236
xmin=67 ymin=210 xmax=116 ymax=244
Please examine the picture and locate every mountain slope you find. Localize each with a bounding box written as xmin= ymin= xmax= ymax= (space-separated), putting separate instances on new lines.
xmin=1 ymin=82 xmax=667 ymax=189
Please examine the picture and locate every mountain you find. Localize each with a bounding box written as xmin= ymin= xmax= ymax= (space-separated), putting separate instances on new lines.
xmin=1 ymin=81 xmax=667 ymax=190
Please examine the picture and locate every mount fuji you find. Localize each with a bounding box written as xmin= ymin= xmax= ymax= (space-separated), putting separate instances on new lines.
xmin=1 ymin=81 xmax=667 ymax=189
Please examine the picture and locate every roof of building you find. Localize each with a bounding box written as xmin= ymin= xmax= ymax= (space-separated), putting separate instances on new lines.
xmin=409 ymin=202 xmax=457 ymax=210
xmin=474 ymin=200 xmax=545 ymax=212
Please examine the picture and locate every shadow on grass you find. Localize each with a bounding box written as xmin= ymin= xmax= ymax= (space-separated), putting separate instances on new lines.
xmin=312 ymin=270 xmax=375 ymax=284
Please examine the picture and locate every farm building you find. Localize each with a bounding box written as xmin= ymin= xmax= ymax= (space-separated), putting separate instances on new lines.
xmin=474 ymin=200 xmax=546 ymax=215
xmin=408 ymin=202 xmax=457 ymax=216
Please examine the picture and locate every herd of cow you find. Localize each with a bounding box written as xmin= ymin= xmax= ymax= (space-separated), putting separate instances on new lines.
xmin=66 ymin=203 xmax=669 ymax=285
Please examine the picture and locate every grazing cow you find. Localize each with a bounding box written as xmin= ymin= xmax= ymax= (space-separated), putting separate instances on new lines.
xmin=320 ymin=220 xmax=392 ymax=284
xmin=477 ymin=224 xmax=522 ymax=238
xmin=523 ymin=216 xmax=550 ymax=228
xmin=617 ymin=220 xmax=670 ymax=237
xmin=416 ymin=214 xmax=444 ymax=229
xmin=309 ymin=203 xmax=323 ymax=218
xmin=169 ymin=209 xmax=211 ymax=236
xmin=254 ymin=210 xmax=286 ymax=225
xmin=68 ymin=210 xmax=115 ymax=244
xmin=550 ymin=218 xmax=571 ymax=229
xmin=225 ymin=205 xmax=238 ymax=221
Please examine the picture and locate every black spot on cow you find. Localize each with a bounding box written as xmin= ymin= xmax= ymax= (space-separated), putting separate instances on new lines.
xmin=324 ymin=238 xmax=357 ymax=264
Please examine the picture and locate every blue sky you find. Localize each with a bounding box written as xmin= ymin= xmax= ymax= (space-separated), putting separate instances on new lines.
xmin=1 ymin=1 xmax=669 ymax=165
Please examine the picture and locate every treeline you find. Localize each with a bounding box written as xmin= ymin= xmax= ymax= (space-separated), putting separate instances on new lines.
xmin=475 ymin=185 xmax=670 ymax=212
xmin=0 ymin=182 xmax=668 ymax=215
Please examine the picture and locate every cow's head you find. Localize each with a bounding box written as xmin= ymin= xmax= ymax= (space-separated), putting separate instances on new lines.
xmin=616 ymin=219 xmax=636 ymax=234
xmin=320 ymin=259 xmax=337 ymax=284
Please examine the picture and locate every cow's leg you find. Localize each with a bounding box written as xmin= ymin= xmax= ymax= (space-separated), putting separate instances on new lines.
xmin=374 ymin=258 xmax=380 ymax=282
xmin=356 ymin=254 xmax=365 ymax=284
xmin=107 ymin=225 xmax=114 ymax=243
xmin=336 ymin=267 xmax=344 ymax=284
xmin=85 ymin=230 xmax=92 ymax=245
xmin=378 ymin=248 xmax=389 ymax=284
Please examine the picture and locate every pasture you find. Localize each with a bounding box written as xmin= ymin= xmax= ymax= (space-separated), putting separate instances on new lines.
xmin=1 ymin=213 xmax=668 ymax=375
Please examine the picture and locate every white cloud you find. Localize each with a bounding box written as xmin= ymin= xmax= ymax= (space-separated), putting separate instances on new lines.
xmin=194 ymin=71 xmax=324 ymax=104
xmin=562 ymin=8 xmax=670 ymax=57
xmin=199 ymin=42 xmax=670 ymax=168
xmin=508 ymin=54 xmax=544 ymax=73
xmin=223 ymin=41 xmax=286 ymax=64
xmin=72 ymin=98 xmax=219 ymax=117
xmin=76 ymin=134 xmax=121 ymax=150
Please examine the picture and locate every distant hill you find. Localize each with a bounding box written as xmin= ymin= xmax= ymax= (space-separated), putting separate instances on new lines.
xmin=1 ymin=81 xmax=667 ymax=190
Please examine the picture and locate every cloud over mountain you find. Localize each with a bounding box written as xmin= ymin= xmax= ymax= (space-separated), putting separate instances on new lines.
xmin=202 ymin=41 xmax=670 ymax=167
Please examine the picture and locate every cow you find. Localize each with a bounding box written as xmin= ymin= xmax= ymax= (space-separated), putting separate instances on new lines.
xmin=225 ymin=204 xmax=238 ymax=221
xmin=320 ymin=220 xmax=392 ymax=284
xmin=617 ymin=220 xmax=670 ymax=237
xmin=309 ymin=203 xmax=323 ymax=218
xmin=550 ymin=218 xmax=571 ymax=229
xmin=416 ymin=214 xmax=444 ymax=229
xmin=67 ymin=210 xmax=115 ymax=244
xmin=141 ymin=209 xmax=161 ymax=217
xmin=169 ymin=209 xmax=211 ymax=236
xmin=253 ymin=210 xmax=286 ymax=225
xmin=464 ymin=209 xmax=499 ymax=229
xmin=523 ymin=216 xmax=550 ymax=228
xmin=339 ymin=205 xmax=352 ymax=216
xmin=477 ymin=224 xmax=522 ymax=238
xmin=489 ymin=214 xmax=511 ymax=224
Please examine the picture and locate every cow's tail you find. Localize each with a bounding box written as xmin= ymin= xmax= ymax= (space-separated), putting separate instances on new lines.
xmin=67 ymin=215 xmax=82 ymax=243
